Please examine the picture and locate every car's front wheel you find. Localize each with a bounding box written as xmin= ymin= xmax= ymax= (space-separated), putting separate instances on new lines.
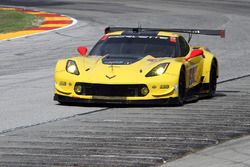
xmin=173 ymin=68 xmax=186 ymax=106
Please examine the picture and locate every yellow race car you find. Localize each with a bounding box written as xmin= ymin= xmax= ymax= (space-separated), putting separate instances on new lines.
xmin=54 ymin=27 xmax=225 ymax=105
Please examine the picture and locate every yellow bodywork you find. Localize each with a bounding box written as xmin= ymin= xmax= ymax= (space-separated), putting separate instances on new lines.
xmin=54 ymin=31 xmax=218 ymax=103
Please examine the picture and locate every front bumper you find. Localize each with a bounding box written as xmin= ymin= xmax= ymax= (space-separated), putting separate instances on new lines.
xmin=54 ymin=82 xmax=177 ymax=103
xmin=54 ymin=71 xmax=179 ymax=103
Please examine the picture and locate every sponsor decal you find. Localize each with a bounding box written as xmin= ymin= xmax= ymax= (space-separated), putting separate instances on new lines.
xmin=189 ymin=66 xmax=197 ymax=86
xmin=109 ymin=35 xmax=169 ymax=39
xmin=170 ymin=37 xmax=177 ymax=43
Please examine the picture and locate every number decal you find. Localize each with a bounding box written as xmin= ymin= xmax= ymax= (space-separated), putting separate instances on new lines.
xmin=189 ymin=66 xmax=197 ymax=86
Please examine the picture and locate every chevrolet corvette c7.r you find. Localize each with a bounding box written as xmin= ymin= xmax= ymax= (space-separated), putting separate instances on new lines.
xmin=54 ymin=27 xmax=225 ymax=105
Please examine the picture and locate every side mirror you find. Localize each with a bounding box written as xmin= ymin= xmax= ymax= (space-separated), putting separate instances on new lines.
xmin=77 ymin=46 xmax=88 ymax=56
xmin=185 ymin=49 xmax=203 ymax=61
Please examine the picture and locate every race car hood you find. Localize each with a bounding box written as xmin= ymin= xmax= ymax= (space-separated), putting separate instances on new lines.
xmin=72 ymin=55 xmax=174 ymax=83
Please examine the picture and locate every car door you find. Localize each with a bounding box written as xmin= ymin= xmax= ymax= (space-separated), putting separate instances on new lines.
xmin=179 ymin=36 xmax=204 ymax=89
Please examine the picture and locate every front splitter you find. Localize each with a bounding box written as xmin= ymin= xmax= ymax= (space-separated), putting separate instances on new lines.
xmin=54 ymin=94 xmax=177 ymax=106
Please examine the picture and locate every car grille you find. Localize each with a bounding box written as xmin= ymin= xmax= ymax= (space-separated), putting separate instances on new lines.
xmin=75 ymin=83 xmax=148 ymax=97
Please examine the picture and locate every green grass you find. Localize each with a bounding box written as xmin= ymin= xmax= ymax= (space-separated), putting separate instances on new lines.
xmin=0 ymin=10 xmax=43 ymax=33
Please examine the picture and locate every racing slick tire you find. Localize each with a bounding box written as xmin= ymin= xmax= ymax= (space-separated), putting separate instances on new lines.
xmin=207 ymin=60 xmax=217 ymax=97
xmin=173 ymin=67 xmax=186 ymax=106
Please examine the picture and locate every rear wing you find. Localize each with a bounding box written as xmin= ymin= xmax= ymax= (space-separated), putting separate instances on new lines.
xmin=104 ymin=27 xmax=225 ymax=42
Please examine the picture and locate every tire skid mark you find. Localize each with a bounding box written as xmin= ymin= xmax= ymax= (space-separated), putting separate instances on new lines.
xmin=218 ymin=74 xmax=250 ymax=84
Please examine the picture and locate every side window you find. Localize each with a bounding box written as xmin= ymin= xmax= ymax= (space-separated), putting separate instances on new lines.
xmin=179 ymin=36 xmax=190 ymax=56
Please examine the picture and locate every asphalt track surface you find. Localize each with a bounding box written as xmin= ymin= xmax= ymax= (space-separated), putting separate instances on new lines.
xmin=0 ymin=0 xmax=250 ymax=166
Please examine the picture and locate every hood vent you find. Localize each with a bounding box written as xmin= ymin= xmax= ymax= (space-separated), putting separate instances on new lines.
xmin=102 ymin=55 xmax=142 ymax=65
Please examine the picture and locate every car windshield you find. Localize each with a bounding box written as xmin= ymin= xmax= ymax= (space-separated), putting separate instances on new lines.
xmin=89 ymin=36 xmax=177 ymax=58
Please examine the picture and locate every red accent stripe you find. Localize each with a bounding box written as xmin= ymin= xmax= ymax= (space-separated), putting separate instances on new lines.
xmin=27 ymin=27 xmax=61 ymax=30
xmin=43 ymin=20 xmax=72 ymax=24
xmin=220 ymin=30 xmax=225 ymax=38
xmin=100 ymin=35 xmax=109 ymax=41
xmin=36 ymin=13 xmax=62 ymax=17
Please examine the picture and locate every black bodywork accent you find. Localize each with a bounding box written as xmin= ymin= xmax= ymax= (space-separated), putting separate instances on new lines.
xmin=200 ymin=83 xmax=210 ymax=94
xmin=54 ymin=94 xmax=175 ymax=105
xmin=121 ymin=31 xmax=158 ymax=36
xmin=74 ymin=83 xmax=148 ymax=97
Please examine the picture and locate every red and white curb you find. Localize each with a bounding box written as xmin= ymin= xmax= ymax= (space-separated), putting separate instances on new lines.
xmin=0 ymin=7 xmax=77 ymax=41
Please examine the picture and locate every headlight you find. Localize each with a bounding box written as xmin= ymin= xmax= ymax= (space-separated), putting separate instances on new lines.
xmin=66 ymin=60 xmax=80 ymax=75
xmin=145 ymin=63 xmax=169 ymax=77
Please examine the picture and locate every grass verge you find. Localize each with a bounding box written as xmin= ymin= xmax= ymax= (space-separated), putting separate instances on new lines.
xmin=0 ymin=10 xmax=43 ymax=34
